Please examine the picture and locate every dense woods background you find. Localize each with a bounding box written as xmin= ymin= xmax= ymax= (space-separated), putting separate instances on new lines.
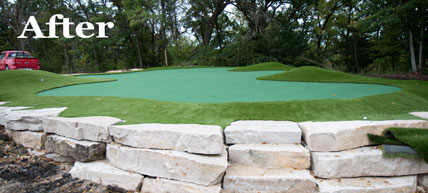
xmin=0 ymin=0 xmax=427 ymax=74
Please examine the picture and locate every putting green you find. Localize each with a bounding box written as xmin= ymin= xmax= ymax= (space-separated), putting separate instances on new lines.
xmin=38 ymin=68 xmax=401 ymax=103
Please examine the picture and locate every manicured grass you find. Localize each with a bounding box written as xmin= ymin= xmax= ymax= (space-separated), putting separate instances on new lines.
xmin=1 ymin=64 xmax=428 ymax=128
xmin=258 ymin=66 xmax=371 ymax=82
xmin=369 ymin=127 xmax=428 ymax=163
xmin=228 ymin=62 xmax=294 ymax=71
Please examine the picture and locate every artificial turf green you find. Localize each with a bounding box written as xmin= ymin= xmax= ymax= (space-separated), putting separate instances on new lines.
xmin=1 ymin=64 xmax=428 ymax=127
xmin=38 ymin=68 xmax=400 ymax=103
xmin=369 ymin=128 xmax=428 ymax=163
xmin=229 ymin=62 xmax=295 ymax=71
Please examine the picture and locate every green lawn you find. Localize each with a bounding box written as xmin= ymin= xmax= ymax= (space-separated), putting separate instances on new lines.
xmin=229 ymin=62 xmax=295 ymax=71
xmin=1 ymin=63 xmax=428 ymax=128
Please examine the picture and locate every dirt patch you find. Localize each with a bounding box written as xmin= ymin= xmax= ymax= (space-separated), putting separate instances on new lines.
xmin=0 ymin=126 xmax=129 ymax=193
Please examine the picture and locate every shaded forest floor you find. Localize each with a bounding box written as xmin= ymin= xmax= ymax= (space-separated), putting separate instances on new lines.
xmin=0 ymin=126 xmax=127 ymax=193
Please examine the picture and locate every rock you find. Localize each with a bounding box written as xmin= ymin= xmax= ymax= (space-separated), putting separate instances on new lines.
xmin=44 ymin=135 xmax=106 ymax=162
xmin=109 ymin=124 xmax=224 ymax=154
xmin=141 ymin=177 xmax=221 ymax=193
xmin=43 ymin=116 xmax=122 ymax=142
xmin=223 ymin=165 xmax=316 ymax=193
xmin=5 ymin=107 xmax=67 ymax=131
xmin=69 ymin=160 xmax=144 ymax=191
xmin=411 ymin=112 xmax=428 ymax=120
xmin=317 ymin=176 xmax=417 ymax=193
xmin=419 ymin=174 xmax=428 ymax=188
xmin=0 ymin=106 xmax=31 ymax=126
xmin=106 ymin=143 xmax=228 ymax=186
xmin=417 ymin=186 xmax=426 ymax=192
xmin=27 ymin=149 xmax=47 ymax=157
xmin=6 ymin=129 xmax=47 ymax=149
xmin=224 ymin=120 xmax=302 ymax=144
xmin=312 ymin=147 xmax=428 ymax=178
xmin=45 ymin=153 xmax=75 ymax=163
xmin=229 ymin=144 xmax=310 ymax=169
xmin=299 ymin=120 xmax=428 ymax=152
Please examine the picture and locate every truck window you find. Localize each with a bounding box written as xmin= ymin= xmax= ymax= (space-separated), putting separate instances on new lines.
xmin=0 ymin=53 xmax=5 ymax=59
xmin=16 ymin=52 xmax=24 ymax=58
xmin=8 ymin=52 xmax=16 ymax=58
xmin=22 ymin=52 xmax=34 ymax=58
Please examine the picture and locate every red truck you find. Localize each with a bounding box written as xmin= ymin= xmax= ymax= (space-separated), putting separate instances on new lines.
xmin=0 ymin=51 xmax=40 ymax=71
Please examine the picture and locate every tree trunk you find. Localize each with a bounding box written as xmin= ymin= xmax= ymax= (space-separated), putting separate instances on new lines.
xmin=409 ymin=29 xmax=417 ymax=73
xmin=164 ymin=48 xmax=168 ymax=67
xmin=353 ymin=35 xmax=359 ymax=73
xmin=91 ymin=46 xmax=100 ymax=71
xmin=63 ymin=41 xmax=70 ymax=73
xmin=418 ymin=22 xmax=424 ymax=71
xmin=315 ymin=2 xmax=339 ymax=57
xmin=77 ymin=0 xmax=100 ymax=72
xmin=19 ymin=40 xmax=25 ymax=51
xmin=134 ymin=33 xmax=144 ymax=68
xmin=150 ymin=21 xmax=156 ymax=66
xmin=215 ymin=21 xmax=223 ymax=50
xmin=173 ymin=9 xmax=179 ymax=43
xmin=160 ymin=0 xmax=168 ymax=67
xmin=72 ymin=39 xmax=78 ymax=72
xmin=203 ymin=0 xmax=229 ymax=45
xmin=316 ymin=36 xmax=322 ymax=57
xmin=316 ymin=14 xmax=322 ymax=56
xmin=42 ymin=40 xmax=50 ymax=65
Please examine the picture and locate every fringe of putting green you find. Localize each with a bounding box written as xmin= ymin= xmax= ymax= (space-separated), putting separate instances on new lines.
xmin=381 ymin=145 xmax=420 ymax=159
xmin=368 ymin=134 xmax=404 ymax=145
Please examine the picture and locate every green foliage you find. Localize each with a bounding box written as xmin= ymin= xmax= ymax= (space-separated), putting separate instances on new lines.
xmin=0 ymin=0 xmax=426 ymax=74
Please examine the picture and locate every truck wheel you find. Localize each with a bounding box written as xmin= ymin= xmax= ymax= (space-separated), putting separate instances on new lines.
xmin=5 ymin=65 xmax=9 ymax=70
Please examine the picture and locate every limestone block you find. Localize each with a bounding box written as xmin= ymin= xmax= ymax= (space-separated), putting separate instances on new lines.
xmin=106 ymin=144 xmax=228 ymax=186
xmin=418 ymin=174 xmax=428 ymax=189
xmin=44 ymin=135 xmax=105 ymax=162
xmin=141 ymin=177 xmax=221 ymax=193
xmin=69 ymin=160 xmax=144 ymax=191
xmin=299 ymin=120 xmax=428 ymax=151
xmin=5 ymin=107 xmax=67 ymax=131
xmin=43 ymin=116 xmax=122 ymax=142
xmin=45 ymin=153 xmax=75 ymax=163
xmin=223 ymin=165 xmax=315 ymax=193
xmin=109 ymin=123 xmax=223 ymax=154
xmin=229 ymin=144 xmax=310 ymax=169
xmin=6 ymin=129 xmax=46 ymax=149
xmin=0 ymin=106 xmax=30 ymax=126
xmin=317 ymin=176 xmax=417 ymax=193
xmin=312 ymin=147 xmax=428 ymax=178
xmin=225 ymin=120 xmax=302 ymax=144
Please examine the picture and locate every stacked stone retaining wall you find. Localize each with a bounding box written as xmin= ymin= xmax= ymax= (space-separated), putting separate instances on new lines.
xmin=1 ymin=102 xmax=428 ymax=192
